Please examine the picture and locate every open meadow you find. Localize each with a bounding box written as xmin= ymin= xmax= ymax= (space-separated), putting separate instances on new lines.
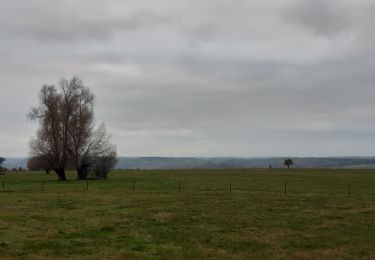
xmin=0 ymin=169 xmax=374 ymax=259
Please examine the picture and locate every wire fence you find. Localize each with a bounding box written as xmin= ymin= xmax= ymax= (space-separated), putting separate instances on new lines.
xmin=0 ymin=177 xmax=358 ymax=197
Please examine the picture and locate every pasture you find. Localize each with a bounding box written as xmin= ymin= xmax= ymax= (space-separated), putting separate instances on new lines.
xmin=0 ymin=169 xmax=374 ymax=259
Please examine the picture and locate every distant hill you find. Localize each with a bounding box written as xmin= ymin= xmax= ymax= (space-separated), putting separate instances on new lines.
xmin=4 ymin=157 xmax=375 ymax=170
xmin=3 ymin=158 xmax=28 ymax=169
xmin=115 ymin=157 xmax=375 ymax=169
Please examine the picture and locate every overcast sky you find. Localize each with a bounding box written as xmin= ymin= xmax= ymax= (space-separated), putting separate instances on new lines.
xmin=1 ymin=0 xmax=375 ymax=157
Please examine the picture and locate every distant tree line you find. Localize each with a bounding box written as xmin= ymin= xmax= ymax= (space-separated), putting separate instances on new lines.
xmin=28 ymin=77 xmax=117 ymax=181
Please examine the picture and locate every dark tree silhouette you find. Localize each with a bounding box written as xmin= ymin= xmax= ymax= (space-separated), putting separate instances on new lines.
xmin=0 ymin=157 xmax=5 ymax=171
xmin=28 ymin=76 xmax=117 ymax=181
xmin=284 ymin=159 xmax=294 ymax=169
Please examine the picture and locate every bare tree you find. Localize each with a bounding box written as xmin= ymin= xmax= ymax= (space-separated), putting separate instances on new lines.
xmin=29 ymin=85 xmax=67 ymax=180
xmin=29 ymin=76 xmax=116 ymax=181
xmin=65 ymin=78 xmax=96 ymax=180
xmin=284 ymin=158 xmax=294 ymax=169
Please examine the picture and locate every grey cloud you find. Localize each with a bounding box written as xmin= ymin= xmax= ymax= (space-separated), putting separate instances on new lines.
xmin=113 ymin=11 xmax=176 ymax=31
xmin=0 ymin=1 xmax=175 ymax=42
xmin=1 ymin=0 xmax=375 ymax=157
xmin=283 ymin=0 xmax=352 ymax=37
xmin=183 ymin=24 xmax=218 ymax=47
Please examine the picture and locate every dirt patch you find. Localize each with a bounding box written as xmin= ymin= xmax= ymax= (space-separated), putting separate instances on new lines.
xmin=292 ymin=247 xmax=345 ymax=259
xmin=152 ymin=212 xmax=175 ymax=223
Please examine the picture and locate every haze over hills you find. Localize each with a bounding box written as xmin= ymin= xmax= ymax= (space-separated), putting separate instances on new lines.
xmin=4 ymin=157 xmax=375 ymax=170
xmin=113 ymin=157 xmax=375 ymax=169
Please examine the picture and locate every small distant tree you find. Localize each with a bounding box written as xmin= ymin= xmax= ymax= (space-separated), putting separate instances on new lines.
xmin=0 ymin=157 xmax=5 ymax=172
xmin=284 ymin=158 xmax=294 ymax=169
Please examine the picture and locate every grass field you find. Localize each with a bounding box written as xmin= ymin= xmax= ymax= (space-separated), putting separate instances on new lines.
xmin=0 ymin=169 xmax=374 ymax=259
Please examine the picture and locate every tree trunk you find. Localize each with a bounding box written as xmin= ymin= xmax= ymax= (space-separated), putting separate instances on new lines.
xmin=55 ymin=168 xmax=67 ymax=181
xmin=76 ymin=166 xmax=88 ymax=180
xmin=77 ymin=169 xmax=85 ymax=180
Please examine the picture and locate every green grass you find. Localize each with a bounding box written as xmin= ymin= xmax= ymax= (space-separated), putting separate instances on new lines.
xmin=0 ymin=169 xmax=374 ymax=259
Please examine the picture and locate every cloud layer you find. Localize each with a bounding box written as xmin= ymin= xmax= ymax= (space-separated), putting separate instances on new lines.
xmin=1 ymin=0 xmax=375 ymax=157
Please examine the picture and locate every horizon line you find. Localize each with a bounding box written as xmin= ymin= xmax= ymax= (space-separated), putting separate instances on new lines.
xmin=3 ymin=155 xmax=375 ymax=159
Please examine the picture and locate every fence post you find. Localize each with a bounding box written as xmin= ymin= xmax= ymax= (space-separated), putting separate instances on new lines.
xmin=132 ymin=178 xmax=135 ymax=192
